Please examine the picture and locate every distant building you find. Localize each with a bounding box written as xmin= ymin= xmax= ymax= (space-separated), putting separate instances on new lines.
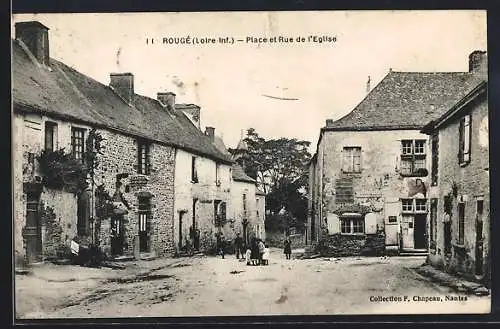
xmin=212 ymin=135 xmax=266 ymax=245
xmin=421 ymin=51 xmax=489 ymax=286
xmin=308 ymin=51 xmax=485 ymax=256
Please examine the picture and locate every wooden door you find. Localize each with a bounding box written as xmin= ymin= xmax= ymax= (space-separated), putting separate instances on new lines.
xmin=402 ymin=215 xmax=414 ymax=249
xmin=111 ymin=215 xmax=124 ymax=255
xmin=24 ymin=193 xmax=42 ymax=263
xmin=413 ymin=214 xmax=427 ymax=249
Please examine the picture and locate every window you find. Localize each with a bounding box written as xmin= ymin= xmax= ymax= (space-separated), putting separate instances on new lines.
xmin=71 ymin=127 xmax=85 ymax=162
xmin=477 ymin=200 xmax=484 ymax=219
xmin=400 ymin=140 xmax=427 ymax=176
xmin=402 ymin=199 xmax=413 ymax=212
xmin=137 ymin=140 xmax=150 ymax=175
xmin=215 ymin=163 xmax=220 ymax=185
xmin=459 ymin=114 xmax=471 ymax=165
xmin=402 ymin=198 xmax=428 ymax=213
xmin=191 ymin=156 xmax=198 ymax=183
xmin=341 ymin=217 xmax=364 ymax=234
xmin=458 ymin=202 xmax=465 ymax=245
xmin=342 ymin=147 xmax=361 ymax=173
xmin=431 ymin=133 xmax=439 ymax=186
xmin=388 ymin=216 xmax=398 ymax=223
xmin=44 ymin=121 xmax=57 ymax=152
xmin=242 ymin=193 xmax=247 ymax=216
xmin=430 ymin=199 xmax=437 ymax=243
xmin=415 ymin=199 xmax=427 ymax=212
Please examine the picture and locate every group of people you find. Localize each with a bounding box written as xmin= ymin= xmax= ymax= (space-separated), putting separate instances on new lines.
xmin=232 ymin=233 xmax=293 ymax=265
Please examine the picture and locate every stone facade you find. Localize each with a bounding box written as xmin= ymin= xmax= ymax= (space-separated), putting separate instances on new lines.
xmin=310 ymin=129 xmax=432 ymax=255
xmin=229 ymin=180 xmax=264 ymax=245
xmin=173 ymin=149 xmax=232 ymax=254
xmin=425 ymin=89 xmax=489 ymax=286
xmin=94 ymin=129 xmax=176 ymax=258
xmin=13 ymin=111 xmax=177 ymax=262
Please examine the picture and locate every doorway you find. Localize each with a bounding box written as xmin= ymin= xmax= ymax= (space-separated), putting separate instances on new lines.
xmin=24 ymin=191 xmax=42 ymax=263
xmin=413 ymin=214 xmax=427 ymax=249
xmin=110 ymin=215 xmax=124 ymax=256
xmin=475 ymin=200 xmax=484 ymax=276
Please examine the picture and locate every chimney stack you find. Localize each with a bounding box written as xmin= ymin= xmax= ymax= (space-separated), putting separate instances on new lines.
xmin=205 ymin=127 xmax=215 ymax=142
xmin=15 ymin=21 xmax=50 ymax=66
xmin=469 ymin=50 xmax=487 ymax=76
xmin=325 ymin=119 xmax=334 ymax=126
xmin=110 ymin=73 xmax=134 ymax=104
xmin=157 ymin=92 xmax=176 ymax=110
xmin=366 ymin=76 xmax=371 ymax=93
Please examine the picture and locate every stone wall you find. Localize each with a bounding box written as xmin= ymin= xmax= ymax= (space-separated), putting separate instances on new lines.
xmin=427 ymin=96 xmax=489 ymax=285
xmin=95 ymin=129 xmax=177 ymax=257
xmin=311 ymin=129 xmax=432 ymax=255
xmin=318 ymin=231 xmax=386 ymax=257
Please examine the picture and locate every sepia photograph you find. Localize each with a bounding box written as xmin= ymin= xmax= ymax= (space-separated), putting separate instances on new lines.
xmin=11 ymin=10 xmax=490 ymax=319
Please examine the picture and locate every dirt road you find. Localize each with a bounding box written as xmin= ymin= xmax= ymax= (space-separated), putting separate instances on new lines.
xmin=15 ymin=249 xmax=490 ymax=318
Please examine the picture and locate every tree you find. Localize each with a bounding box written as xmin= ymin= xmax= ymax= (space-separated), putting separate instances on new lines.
xmin=229 ymin=128 xmax=311 ymax=231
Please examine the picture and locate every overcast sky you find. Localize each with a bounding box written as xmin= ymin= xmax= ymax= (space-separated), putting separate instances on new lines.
xmin=12 ymin=11 xmax=487 ymax=152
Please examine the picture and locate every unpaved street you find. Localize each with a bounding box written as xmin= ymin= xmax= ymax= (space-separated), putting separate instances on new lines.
xmin=16 ymin=249 xmax=490 ymax=318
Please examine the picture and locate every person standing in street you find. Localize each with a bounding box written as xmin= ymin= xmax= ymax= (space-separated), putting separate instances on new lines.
xmin=284 ymin=238 xmax=292 ymax=260
xmin=258 ymin=239 xmax=265 ymax=265
xmin=216 ymin=232 xmax=225 ymax=259
xmin=234 ymin=232 xmax=244 ymax=259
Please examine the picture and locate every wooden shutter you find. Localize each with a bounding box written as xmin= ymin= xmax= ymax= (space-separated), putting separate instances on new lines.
xmin=342 ymin=148 xmax=350 ymax=172
xmin=459 ymin=118 xmax=465 ymax=163
xmin=327 ymin=213 xmax=340 ymax=234
xmin=365 ymin=212 xmax=378 ymax=234
xmin=463 ymin=115 xmax=471 ymax=163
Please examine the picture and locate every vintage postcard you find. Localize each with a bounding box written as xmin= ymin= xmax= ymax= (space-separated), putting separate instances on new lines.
xmin=12 ymin=10 xmax=490 ymax=319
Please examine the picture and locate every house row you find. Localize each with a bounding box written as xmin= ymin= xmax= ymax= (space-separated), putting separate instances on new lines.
xmin=307 ymin=50 xmax=489 ymax=285
xmin=13 ymin=21 xmax=265 ymax=265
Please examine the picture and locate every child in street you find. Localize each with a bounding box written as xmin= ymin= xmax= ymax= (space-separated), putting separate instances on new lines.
xmin=262 ymin=243 xmax=270 ymax=265
xmin=245 ymin=247 xmax=252 ymax=265
xmin=284 ymin=238 xmax=292 ymax=260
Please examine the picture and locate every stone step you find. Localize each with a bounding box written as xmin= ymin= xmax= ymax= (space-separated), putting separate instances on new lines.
xmin=111 ymin=255 xmax=135 ymax=262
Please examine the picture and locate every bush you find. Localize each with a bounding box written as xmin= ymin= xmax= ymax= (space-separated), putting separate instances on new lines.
xmin=55 ymin=244 xmax=73 ymax=259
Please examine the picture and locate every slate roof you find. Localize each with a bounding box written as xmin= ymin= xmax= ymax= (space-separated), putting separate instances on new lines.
xmin=325 ymin=71 xmax=484 ymax=131
xmin=12 ymin=39 xmax=233 ymax=164
xmin=232 ymin=164 xmax=256 ymax=183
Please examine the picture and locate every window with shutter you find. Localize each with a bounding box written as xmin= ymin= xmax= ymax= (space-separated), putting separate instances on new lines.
xmin=459 ymin=114 xmax=472 ymax=165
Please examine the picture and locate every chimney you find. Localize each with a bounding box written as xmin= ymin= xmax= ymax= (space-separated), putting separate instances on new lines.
xmin=469 ymin=50 xmax=487 ymax=76
xmin=15 ymin=21 xmax=50 ymax=66
xmin=205 ymin=127 xmax=215 ymax=142
xmin=325 ymin=119 xmax=334 ymax=126
xmin=157 ymin=92 xmax=176 ymax=110
xmin=366 ymin=76 xmax=371 ymax=93
xmin=110 ymin=73 xmax=134 ymax=104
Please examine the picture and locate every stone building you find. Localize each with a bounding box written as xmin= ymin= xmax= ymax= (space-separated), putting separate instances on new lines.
xmin=307 ymin=52 xmax=485 ymax=256
xmin=212 ymin=135 xmax=266 ymax=246
xmin=172 ymin=122 xmax=233 ymax=254
xmin=421 ymin=51 xmax=489 ymax=286
xmin=12 ymin=21 xmax=232 ymax=264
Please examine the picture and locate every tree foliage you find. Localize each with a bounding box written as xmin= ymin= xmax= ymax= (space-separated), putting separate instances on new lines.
xmin=229 ymin=128 xmax=311 ymax=232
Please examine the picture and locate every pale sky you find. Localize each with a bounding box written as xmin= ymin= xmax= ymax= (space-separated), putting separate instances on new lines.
xmin=12 ymin=11 xmax=487 ymax=151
